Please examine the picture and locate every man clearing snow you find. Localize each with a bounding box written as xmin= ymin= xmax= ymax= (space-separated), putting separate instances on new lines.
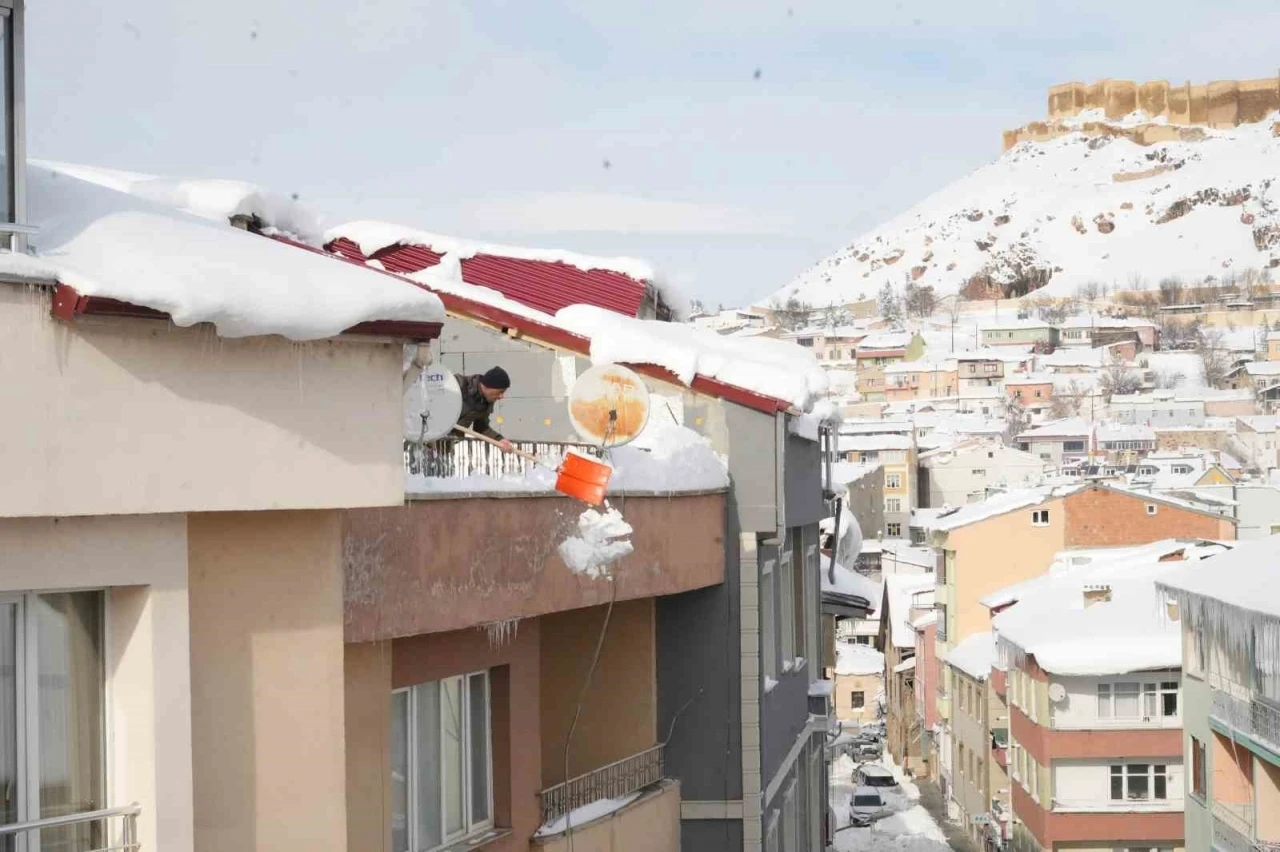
xmin=456 ymin=366 xmax=514 ymax=452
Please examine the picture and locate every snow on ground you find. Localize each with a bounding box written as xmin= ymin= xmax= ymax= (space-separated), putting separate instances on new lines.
xmin=1141 ymin=351 xmax=1207 ymax=390
xmin=831 ymin=754 xmax=949 ymax=852
xmin=776 ymin=112 xmax=1280 ymax=306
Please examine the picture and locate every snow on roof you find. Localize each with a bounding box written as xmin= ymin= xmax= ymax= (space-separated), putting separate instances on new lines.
xmin=1141 ymin=352 xmax=1207 ymax=391
xmin=858 ymin=330 xmax=915 ymax=351
xmin=980 ymin=317 xmax=1053 ymax=331
xmin=1245 ymin=361 xmax=1280 ymax=376
xmin=944 ymin=632 xmax=996 ymax=681
xmin=1157 ymin=534 xmax=1280 ymax=622
xmin=891 ymin=657 xmax=917 ymax=674
xmin=884 ymin=573 xmax=936 ymax=649
xmin=836 ymin=641 xmax=885 ymax=676
xmin=931 ymin=483 xmax=1082 ymax=533
xmin=832 ymin=461 xmax=882 ymax=487
xmin=910 ymin=610 xmax=938 ymax=629
xmin=1017 ymin=417 xmax=1091 ymax=440
xmin=14 ymin=162 xmax=447 ymax=340
xmin=1004 ymin=372 xmax=1056 ymax=385
xmin=1096 ymin=423 xmax=1156 ymax=443
xmin=988 ymin=539 xmax=1228 ymax=675
xmin=1060 ymin=314 xmax=1157 ymax=329
xmin=1238 ymin=415 xmax=1280 ymax=433
xmin=841 ymin=419 xmax=914 ymax=435
xmin=862 ymin=539 xmax=937 ymax=571
xmin=883 ymin=358 xmax=954 ymax=374
xmin=839 ymin=434 xmax=912 ymax=452
xmin=823 ymin=561 xmax=880 ymax=605
xmin=555 ymin=305 xmax=829 ymax=411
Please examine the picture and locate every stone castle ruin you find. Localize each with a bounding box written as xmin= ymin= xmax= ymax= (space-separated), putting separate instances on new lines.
xmin=1003 ymin=77 xmax=1280 ymax=150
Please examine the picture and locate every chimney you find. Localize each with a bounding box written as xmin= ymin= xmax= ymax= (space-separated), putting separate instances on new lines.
xmin=1083 ymin=585 xmax=1112 ymax=607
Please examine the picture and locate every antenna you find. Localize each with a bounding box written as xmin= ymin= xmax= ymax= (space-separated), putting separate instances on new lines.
xmin=404 ymin=367 xmax=463 ymax=442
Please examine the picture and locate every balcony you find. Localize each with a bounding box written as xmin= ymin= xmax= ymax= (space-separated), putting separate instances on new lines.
xmin=406 ymin=436 xmax=601 ymax=485
xmin=539 ymin=744 xmax=665 ymax=825
xmin=0 ymin=804 xmax=141 ymax=852
xmin=1213 ymin=799 xmax=1256 ymax=852
xmin=1049 ymin=713 xmax=1183 ymax=731
xmin=1211 ymin=688 xmax=1280 ymax=756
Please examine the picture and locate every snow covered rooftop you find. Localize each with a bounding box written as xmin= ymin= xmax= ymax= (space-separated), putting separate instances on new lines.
xmin=1157 ymin=534 xmax=1280 ymax=622
xmin=857 ymin=331 xmax=915 ymax=351
xmin=944 ymin=632 xmax=996 ymax=681
xmin=995 ymin=539 xmax=1231 ymax=675
xmin=884 ymin=573 xmax=936 ymax=649
xmin=831 ymin=461 xmax=883 ymax=487
xmin=980 ymin=317 xmax=1053 ymax=331
xmin=836 ymin=641 xmax=885 ymax=677
xmin=822 ymin=561 xmax=880 ymax=605
xmin=839 ymin=434 xmax=912 ymax=453
xmin=931 ymin=484 xmax=1082 ymax=533
xmin=1004 ymin=372 xmax=1056 ymax=386
xmin=11 ymin=161 xmax=448 ymax=340
xmin=1060 ymin=314 xmax=1157 ymax=329
xmin=1245 ymin=361 xmax=1280 ymax=376
xmin=1096 ymin=423 xmax=1156 ymax=443
xmin=1017 ymin=417 xmax=1092 ymax=440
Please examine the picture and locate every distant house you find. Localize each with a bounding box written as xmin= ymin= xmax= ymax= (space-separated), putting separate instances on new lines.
xmin=884 ymin=359 xmax=958 ymax=402
xmin=1095 ymin=423 xmax=1158 ymax=463
xmin=980 ymin=319 xmax=1059 ymax=351
xmin=918 ymin=440 xmax=1051 ymax=508
xmin=1015 ymin=418 xmax=1093 ymax=466
xmin=1110 ymin=391 xmax=1207 ymax=427
xmin=856 ymin=331 xmax=927 ymax=401
xmin=838 ymin=431 xmax=916 ymax=538
xmin=1059 ymin=315 xmax=1160 ymax=351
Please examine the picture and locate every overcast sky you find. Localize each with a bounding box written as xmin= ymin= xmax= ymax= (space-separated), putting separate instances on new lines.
xmin=25 ymin=1 xmax=1280 ymax=308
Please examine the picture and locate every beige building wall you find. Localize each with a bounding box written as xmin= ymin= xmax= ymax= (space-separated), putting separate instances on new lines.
xmin=344 ymin=641 xmax=393 ymax=852
xmin=0 ymin=513 xmax=195 ymax=852
xmin=937 ymin=498 xmax=1065 ymax=648
xmin=188 ymin=510 xmax=347 ymax=852
xmin=532 ymin=780 xmax=681 ymax=852
xmin=539 ymin=599 xmax=657 ymax=785
xmin=834 ymin=672 xmax=882 ymax=724
xmin=0 ymin=288 xmax=406 ymax=519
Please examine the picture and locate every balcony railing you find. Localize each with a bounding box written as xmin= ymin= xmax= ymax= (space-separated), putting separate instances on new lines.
xmin=1214 ymin=799 xmax=1256 ymax=852
xmin=539 ymin=744 xmax=664 ymax=826
xmin=1211 ymin=687 xmax=1280 ymax=754
xmin=405 ymin=437 xmax=602 ymax=480
xmin=0 ymin=803 xmax=141 ymax=851
xmin=1051 ymin=797 xmax=1180 ymax=813
xmin=1049 ymin=714 xmax=1182 ymax=731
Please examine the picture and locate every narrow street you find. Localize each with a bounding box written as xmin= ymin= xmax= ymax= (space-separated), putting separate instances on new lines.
xmin=829 ymin=755 xmax=955 ymax=852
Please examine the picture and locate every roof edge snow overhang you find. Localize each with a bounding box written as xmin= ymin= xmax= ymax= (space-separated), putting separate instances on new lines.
xmin=49 ymin=282 xmax=445 ymax=343
xmin=272 ymin=236 xmax=794 ymax=415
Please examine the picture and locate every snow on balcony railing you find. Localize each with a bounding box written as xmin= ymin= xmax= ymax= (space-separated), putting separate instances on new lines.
xmin=1214 ymin=799 xmax=1256 ymax=852
xmin=539 ymin=744 xmax=664 ymax=826
xmin=1211 ymin=687 xmax=1280 ymax=755
xmin=405 ymin=437 xmax=601 ymax=481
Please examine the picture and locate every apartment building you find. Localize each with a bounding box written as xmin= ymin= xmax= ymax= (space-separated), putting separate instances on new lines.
xmin=879 ymin=574 xmax=937 ymax=775
xmin=956 ymin=352 xmax=1008 ymax=396
xmin=839 ymin=427 xmax=917 ymax=539
xmin=1111 ymin=392 xmax=1208 ymax=428
xmin=1006 ymin=374 xmax=1056 ymax=417
xmin=884 ymin=359 xmax=958 ymax=402
xmin=981 ymin=319 xmax=1059 ymax=350
xmin=918 ymin=440 xmax=1050 ymax=508
xmin=1095 ymin=423 xmax=1158 ymax=464
xmin=1157 ymin=535 xmax=1280 ymax=852
xmin=833 ymin=641 xmax=886 ymax=726
xmin=1235 ymin=416 xmax=1280 ymax=471
xmin=944 ymin=632 xmax=999 ymax=846
xmin=1015 ymin=418 xmax=1092 ymax=467
xmin=856 ymin=331 xmax=927 ymax=401
xmin=1059 ymin=316 xmax=1159 ymax=350
xmin=993 ymin=542 xmax=1231 ymax=852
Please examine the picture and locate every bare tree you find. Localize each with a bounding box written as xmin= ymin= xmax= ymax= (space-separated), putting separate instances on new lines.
xmin=904 ymin=282 xmax=937 ymax=318
xmin=1049 ymin=380 xmax=1087 ymax=418
xmin=770 ymin=296 xmax=813 ymax=331
xmin=1098 ymin=350 xmax=1142 ymax=400
xmin=877 ymin=282 xmax=902 ymax=323
xmin=1077 ymin=281 xmax=1101 ymax=304
xmin=1152 ymin=369 xmax=1186 ymax=389
xmin=1157 ymin=276 xmax=1185 ymax=307
xmin=1197 ymin=327 xmax=1233 ymax=388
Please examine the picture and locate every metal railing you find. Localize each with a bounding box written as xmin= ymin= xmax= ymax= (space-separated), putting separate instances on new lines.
xmin=1211 ymin=688 xmax=1280 ymax=754
xmin=1214 ymin=799 xmax=1256 ymax=845
xmin=0 ymin=803 xmax=141 ymax=851
xmin=538 ymin=744 xmax=664 ymax=826
xmin=405 ymin=437 xmax=601 ymax=479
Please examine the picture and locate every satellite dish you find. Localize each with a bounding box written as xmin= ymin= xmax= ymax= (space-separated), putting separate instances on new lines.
xmin=568 ymin=364 xmax=651 ymax=447
xmin=404 ymin=368 xmax=463 ymax=441
xmin=1048 ymin=683 xmax=1067 ymax=703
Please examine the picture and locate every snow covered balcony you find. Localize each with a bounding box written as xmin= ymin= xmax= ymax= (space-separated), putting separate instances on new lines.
xmin=538 ymin=744 xmax=664 ymax=825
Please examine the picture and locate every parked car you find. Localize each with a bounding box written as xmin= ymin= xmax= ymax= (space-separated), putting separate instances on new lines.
xmin=855 ymin=742 xmax=882 ymax=761
xmin=856 ymin=763 xmax=902 ymax=794
xmin=848 ymin=786 xmax=887 ymax=827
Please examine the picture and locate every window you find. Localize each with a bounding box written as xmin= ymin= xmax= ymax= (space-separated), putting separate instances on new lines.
xmin=1063 ymin=441 xmax=1086 ymax=452
xmin=1040 ymin=453 xmax=1052 ymax=461
xmin=985 ymin=363 xmax=998 ymax=374
xmin=886 ymin=522 xmax=902 ymax=537
xmin=1146 ymin=504 xmax=1157 ymax=516
xmin=935 ymin=603 xmax=948 ymax=642
xmin=885 ymin=498 xmax=902 ymax=513
xmin=0 ymin=6 xmax=19 ymax=238
xmin=1034 ymin=389 xmax=1042 ymax=397
xmin=852 ymin=691 xmax=865 ymax=709
xmin=1191 ymin=736 xmax=1206 ymax=798
xmin=392 ymin=671 xmax=493 ymax=852
xmin=780 ymin=541 xmax=796 ymax=669
xmin=1110 ymin=764 xmax=1168 ymax=801
xmin=1031 ymin=509 xmax=1049 ymax=526
xmin=971 ymin=469 xmax=986 ymax=477
xmin=761 ymin=559 xmax=777 ymax=681
xmin=968 ymin=364 xmax=977 ymax=374
xmin=0 ymin=592 xmax=106 ymax=851
xmin=886 ymin=473 xmax=902 ymax=489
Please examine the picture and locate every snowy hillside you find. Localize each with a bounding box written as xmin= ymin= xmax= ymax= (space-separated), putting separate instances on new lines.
xmin=775 ymin=110 xmax=1280 ymax=306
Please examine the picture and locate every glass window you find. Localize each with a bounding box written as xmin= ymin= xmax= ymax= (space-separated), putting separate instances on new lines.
xmin=1161 ymin=682 xmax=1178 ymax=717
xmin=886 ymin=522 xmax=902 ymax=537
xmin=1143 ymin=683 xmax=1157 ymax=717
xmin=391 ymin=671 xmax=493 ymax=851
xmin=761 ymin=559 xmax=776 ymax=680
xmin=1192 ymin=736 xmax=1206 ymax=797
xmin=1114 ymin=682 xmax=1140 ymax=717
xmin=0 ymin=11 xmax=10 ymax=226
xmin=852 ymin=691 xmax=865 ymax=709
xmin=1098 ymin=683 xmax=1112 ymax=718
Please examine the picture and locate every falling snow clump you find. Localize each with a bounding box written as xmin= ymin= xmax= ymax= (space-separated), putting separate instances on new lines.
xmin=558 ymin=507 xmax=634 ymax=578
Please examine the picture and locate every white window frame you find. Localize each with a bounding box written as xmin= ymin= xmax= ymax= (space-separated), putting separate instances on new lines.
xmin=804 ymin=544 xmax=818 ymax=672
xmin=1109 ymin=763 xmax=1169 ymax=801
xmin=886 ymin=473 xmax=901 ymax=489
xmin=885 ymin=498 xmax=902 ymax=513
xmin=1146 ymin=503 xmax=1158 ymax=516
xmin=392 ymin=671 xmax=494 ymax=852
xmin=761 ymin=558 xmax=777 ymax=681
xmin=1031 ymin=509 xmax=1049 ymax=526
xmin=886 ymin=522 xmax=902 ymax=537
xmin=780 ymin=541 xmax=796 ymax=670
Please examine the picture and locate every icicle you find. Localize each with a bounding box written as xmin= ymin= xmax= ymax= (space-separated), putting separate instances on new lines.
xmin=483 ymin=617 xmax=520 ymax=648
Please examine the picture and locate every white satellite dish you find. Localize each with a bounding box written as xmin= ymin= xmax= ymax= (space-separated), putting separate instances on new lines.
xmin=1048 ymin=682 xmax=1067 ymax=703
xmin=404 ymin=367 xmax=463 ymax=441
xmin=567 ymin=364 xmax=651 ymax=447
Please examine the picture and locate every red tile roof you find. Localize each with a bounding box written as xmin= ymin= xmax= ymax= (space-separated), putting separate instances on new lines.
xmin=326 ymin=237 xmax=654 ymax=319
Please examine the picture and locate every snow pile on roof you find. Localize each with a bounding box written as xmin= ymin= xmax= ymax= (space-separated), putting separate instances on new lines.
xmin=1096 ymin=423 xmax=1156 ymax=443
xmin=831 ymin=461 xmax=882 ymax=487
xmin=858 ymin=331 xmax=915 ymax=350
xmin=944 ymin=632 xmax=996 ymax=681
xmin=839 ymin=434 xmax=912 ymax=452
xmin=1017 ymin=417 xmax=1091 ymax=440
xmin=931 ymin=484 xmax=1081 ymax=533
xmin=892 ymin=657 xmax=917 ymax=674
xmin=836 ymin=641 xmax=886 ymax=676
xmin=996 ymin=540 xmax=1230 ymax=674
xmin=12 ymin=162 xmax=447 ymax=340
xmin=774 ymin=111 xmax=1280 ymax=306
xmin=556 ymin=304 xmax=829 ymax=411
xmin=790 ymin=397 xmax=843 ymax=441
xmin=884 ymin=573 xmax=936 ymax=649
xmin=823 ymin=561 xmax=880 ymax=604
xmin=1158 ymin=534 xmax=1280 ymax=627
xmin=557 ymin=506 xmax=634 ymax=578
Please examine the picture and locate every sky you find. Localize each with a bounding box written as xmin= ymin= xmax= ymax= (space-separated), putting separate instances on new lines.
xmin=25 ymin=1 xmax=1280 ymax=309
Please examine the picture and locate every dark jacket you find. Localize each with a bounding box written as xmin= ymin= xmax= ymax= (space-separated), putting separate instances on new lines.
xmin=456 ymin=373 xmax=503 ymax=440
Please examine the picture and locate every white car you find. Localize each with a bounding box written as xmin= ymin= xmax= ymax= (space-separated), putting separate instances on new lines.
xmin=856 ymin=763 xmax=902 ymax=795
xmin=848 ymin=785 xmax=888 ymax=826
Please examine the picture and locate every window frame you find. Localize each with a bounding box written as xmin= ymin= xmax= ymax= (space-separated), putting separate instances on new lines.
xmin=886 ymin=522 xmax=902 ymax=537
xmin=761 ymin=558 xmax=777 ymax=681
xmin=852 ymin=690 xmax=865 ymax=709
xmin=1191 ymin=736 xmax=1206 ymax=799
xmin=1031 ymin=509 xmax=1050 ymax=527
xmin=0 ymin=1 xmax=25 ymax=247
xmin=1109 ymin=763 xmax=1168 ymax=802
xmin=391 ymin=670 xmax=494 ymax=852
xmin=885 ymin=472 xmax=902 ymax=489
xmin=779 ymin=541 xmax=796 ymax=670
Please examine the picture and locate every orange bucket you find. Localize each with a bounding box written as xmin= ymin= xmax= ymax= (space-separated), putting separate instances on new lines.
xmin=556 ymin=451 xmax=613 ymax=506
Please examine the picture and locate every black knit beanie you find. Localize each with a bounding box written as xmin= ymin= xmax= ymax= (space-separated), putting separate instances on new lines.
xmin=481 ymin=366 xmax=511 ymax=390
